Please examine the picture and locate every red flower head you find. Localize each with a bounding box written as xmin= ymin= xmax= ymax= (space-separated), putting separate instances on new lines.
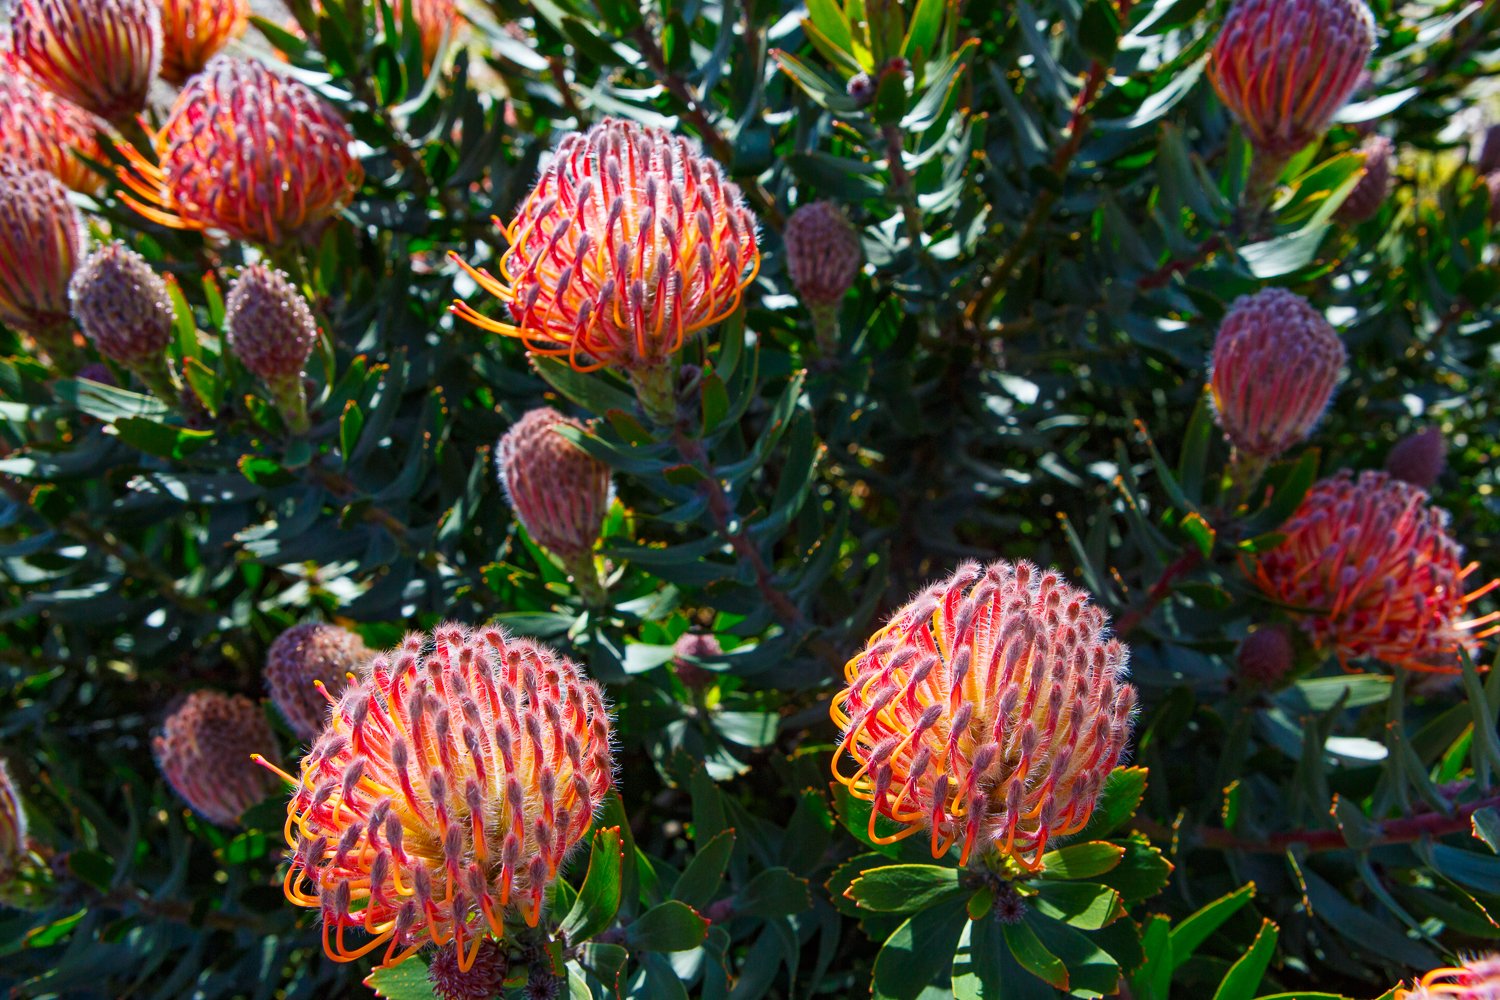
xmin=0 ymin=164 xmax=85 ymax=339
xmin=1396 ymin=954 xmax=1500 ymax=1000
xmin=158 ymin=0 xmax=250 ymax=84
xmin=0 ymin=53 xmax=105 ymax=194
xmin=10 ymin=0 xmax=162 ymax=126
xmin=153 ymin=691 xmax=282 ymax=827
xmin=831 ymin=560 xmax=1137 ymax=870
xmin=784 ymin=201 xmax=862 ymax=309
xmin=0 ymin=758 xmax=25 ymax=878
xmin=496 ymin=408 xmax=613 ymax=561
xmin=1337 ymin=134 xmax=1394 ymax=225
xmin=451 ymin=117 xmax=760 ymax=372
xmin=386 ymin=0 xmax=461 ymax=67
xmin=1208 ymin=0 xmax=1374 ymax=157
xmin=260 ymin=625 xmax=615 ymax=971
xmin=117 ymin=56 xmax=363 ymax=246
xmin=1210 ymin=288 xmax=1345 ymax=460
xmin=1250 ymin=470 xmax=1500 ymax=673
xmin=265 ymin=623 xmax=372 ymax=743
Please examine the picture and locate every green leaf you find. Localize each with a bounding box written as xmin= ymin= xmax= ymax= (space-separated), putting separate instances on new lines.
xmin=67 ymin=849 xmax=114 ymax=892
xmin=114 ymin=417 xmax=213 ymax=459
xmin=1039 ymin=842 xmax=1125 ymax=880
xmin=1473 ymin=807 xmax=1500 ymax=853
xmin=364 ymin=958 xmax=438 ymax=999
xmin=1003 ymin=919 xmax=1069 ymax=990
xmin=847 ymin=864 xmax=964 ymax=913
xmin=672 ymin=828 xmax=735 ymax=910
xmin=735 ymin=868 xmax=812 ymax=918
xmin=1170 ymin=882 xmax=1255 ymax=971
xmin=1212 ymin=918 xmax=1277 ymax=1000
xmin=1079 ymin=767 xmax=1148 ymax=839
xmin=1078 ymin=0 xmax=1120 ymax=60
xmin=805 ymin=0 xmax=856 ymax=60
xmin=1095 ymin=835 xmax=1173 ymax=904
xmin=340 ymin=400 xmax=365 ymax=464
xmin=625 ymin=900 xmax=709 ymax=953
xmin=871 ymin=895 xmax=970 ymax=999
xmin=1033 ymin=881 xmax=1126 ymax=930
xmin=901 ymin=0 xmax=948 ymax=63
xmin=560 ymin=826 xmax=623 ymax=944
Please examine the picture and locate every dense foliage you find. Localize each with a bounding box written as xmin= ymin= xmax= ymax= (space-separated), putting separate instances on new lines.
xmin=2 ymin=0 xmax=1500 ymax=998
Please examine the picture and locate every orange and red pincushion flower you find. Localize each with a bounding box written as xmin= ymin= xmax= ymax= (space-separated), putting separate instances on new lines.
xmin=258 ymin=624 xmax=615 ymax=972
xmin=10 ymin=0 xmax=162 ymax=126
xmin=1250 ymin=470 xmax=1500 ymax=674
xmin=0 ymin=53 xmax=106 ymax=194
xmin=1208 ymin=0 xmax=1374 ymax=157
xmin=451 ymin=117 xmax=760 ymax=372
xmin=385 ymin=0 xmax=462 ymax=68
xmin=831 ymin=560 xmax=1137 ymax=871
xmin=1396 ymin=954 xmax=1500 ymax=1000
xmin=116 ymin=56 xmax=363 ymax=246
xmin=157 ymin=0 xmax=251 ymax=84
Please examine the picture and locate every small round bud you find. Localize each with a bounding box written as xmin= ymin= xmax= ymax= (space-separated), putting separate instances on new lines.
xmin=153 ymin=691 xmax=281 ymax=826
xmin=428 ymin=938 xmax=507 ymax=1000
xmin=265 ymin=624 xmax=371 ymax=742
xmin=70 ymin=243 xmax=175 ymax=368
xmin=0 ymin=164 xmax=84 ymax=338
xmin=76 ymin=363 xmax=117 ymax=386
xmin=846 ymin=73 xmax=875 ymax=104
xmin=1336 ymin=134 xmax=1394 ymax=225
xmin=1238 ymin=627 xmax=1295 ymax=688
xmin=1385 ymin=427 xmax=1446 ymax=490
xmin=672 ymin=632 xmax=721 ymax=689
xmin=224 ymin=265 xmax=318 ymax=382
xmin=784 ymin=201 xmax=862 ymax=310
xmin=10 ymin=0 xmax=162 ymax=126
xmin=496 ymin=408 xmax=613 ymax=561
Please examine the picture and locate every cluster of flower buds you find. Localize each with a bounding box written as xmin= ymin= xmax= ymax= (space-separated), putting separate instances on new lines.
xmin=1237 ymin=626 xmax=1294 ymax=689
xmin=831 ymin=560 xmax=1137 ymax=870
xmin=1337 ymin=134 xmax=1395 ymax=224
xmin=1250 ymin=470 xmax=1500 ymax=673
xmin=496 ymin=408 xmax=613 ymax=601
xmin=265 ymin=623 xmax=371 ymax=742
xmin=70 ymin=242 xmax=179 ymax=400
xmin=0 ymin=164 xmax=86 ymax=369
xmin=1386 ymin=427 xmax=1446 ymax=489
xmin=154 ymin=691 xmax=282 ymax=826
xmin=0 ymin=758 xmax=26 ymax=879
xmin=158 ymin=0 xmax=249 ymax=83
xmin=224 ymin=264 xmax=319 ymax=434
xmin=261 ymin=624 xmax=615 ymax=971
xmin=783 ymin=201 xmax=862 ymax=355
xmin=1210 ymin=288 xmax=1345 ymax=461
xmin=0 ymin=53 xmax=105 ymax=194
xmin=9 ymin=0 xmax=162 ymax=126
xmin=452 ymin=118 xmax=760 ymax=424
xmin=1209 ymin=0 xmax=1374 ymax=158
xmin=1396 ymin=954 xmax=1500 ymax=1000
xmin=117 ymin=56 xmax=363 ymax=246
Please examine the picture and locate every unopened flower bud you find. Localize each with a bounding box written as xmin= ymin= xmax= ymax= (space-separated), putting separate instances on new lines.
xmin=10 ymin=0 xmax=162 ymax=126
xmin=672 ymin=632 xmax=721 ymax=689
xmin=225 ymin=264 xmax=317 ymax=434
xmin=1479 ymin=126 xmax=1500 ymax=176
xmin=785 ymin=201 xmax=861 ymax=314
xmin=1336 ymin=134 xmax=1394 ymax=224
xmin=153 ymin=691 xmax=282 ymax=826
xmin=265 ymin=624 xmax=371 ymax=742
xmin=1385 ymin=427 xmax=1446 ymax=490
xmin=0 ymin=164 xmax=85 ymax=367
xmin=1238 ymin=627 xmax=1295 ymax=688
xmin=428 ymin=938 xmax=507 ymax=1000
xmin=70 ymin=244 xmax=176 ymax=397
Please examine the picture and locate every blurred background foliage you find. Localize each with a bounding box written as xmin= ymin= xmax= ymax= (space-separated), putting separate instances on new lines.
xmin=1 ymin=0 xmax=1500 ymax=997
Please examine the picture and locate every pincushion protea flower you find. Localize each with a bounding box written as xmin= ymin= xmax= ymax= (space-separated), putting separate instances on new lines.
xmin=70 ymin=242 xmax=180 ymax=401
xmin=1250 ymin=470 xmax=1500 ymax=674
xmin=1208 ymin=0 xmax=1374 ymax=159
xmin=496 ymin=407 xmax=612 ymax=603
xmin=256 ymin=625 xmax=614 ymax=971
xmin=0 ymin=164 xmax=86 ymax=368
xmin=1210 ymin=288 xmax=1345 ymax=461
xmin=386 ymin=0 xmax=461 ymax=67
xmin=265 ymin=623 xmax=371 ymax=742
xmin=157 ymin=0 xmax=250 ymax=83
xmin=0 ymin=758 xmax=25 ymax=878
xmin=10 ymin=0 xmax=162 ymax=126
xmin=451 ymin=118 xmax=760 ymax=424
xmin=1396 ymin=954 xmax=1500 ymax=999
xmin=117 ymin=56 xmax=363 ymax=246
xmin=1337 ymin=134 xmax=1394 ymax=225
xmin=0 ymin=54 xmax=106 ymax=194
xmin=224 ymin=264 xmax=318 ymax=434
xmin=154 ymin=691 xmax=282 ymax=826
xmin=831 ymin=560 xmax=1137 ymax=870
xmin=784 ymin=200 xmax=861 ymax=354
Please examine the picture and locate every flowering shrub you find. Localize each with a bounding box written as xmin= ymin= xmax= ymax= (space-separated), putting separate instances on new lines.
xmin=1 ymin=0 xmax=1499 ymax=998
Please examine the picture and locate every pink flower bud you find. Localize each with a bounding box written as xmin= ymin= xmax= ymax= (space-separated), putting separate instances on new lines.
xmin=1208 ymin=0 xmax=1374 ymax=157
xmin=1479 ymin=126 xmax=1500 ymax=176
xmin=158 ymin=0 xmax=249 ymax=84
xmin=428 ymin=938 xmax=507 ymax=1000
xmin=1385 ymin=427 xmax=1446 ymax=490
xmin=1238 ymin=626 xmax=1294 ymax=688
xmin=153 ymin=691 xmax=282 ymax=826
xmin=496 ymin=408 xmax=613 ymax=560
xmin=264 ymin=624 xmax=614 ymax=971
xmin=265 ymin=623 xmax=371 ymax=742
xmin=784 ymin=201 xmax=862 ymax=309
xmin=117 ymin=57 xmax=362 ymax=246
xmin=0 ymin=164 xmax=84 ymax=338
xmin=224 ymin=265 xmax=318 ymax=382
xmin=1210 ymin=288 xmax=1345 ymax=459
xmin=672 ymin=631 xmax=722 ymax=689
xmin=0 ymin=758 xmax=26 ymax=878
xmin=1397 ymin=954 xmax=1500 ymax=999
xmin=1250 ymin=469 xmax=1499 ymax=674
xmin=10 ymin=0 xmax=162 ymax=126
xmin=831 ymin=560 xmax=1136 ymax=870
xmin=70 ymin=243 xmax=175 ymax=368
xmin=1336 ymin=134 xmax=1394 ymax=224
xmin=0 ymin=52 xmax=105 ymax=194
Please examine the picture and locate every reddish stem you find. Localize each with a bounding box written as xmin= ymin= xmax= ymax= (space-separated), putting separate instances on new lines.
xmin=1115 ymin=549 xmax=1202 ymax=637
xmin=1135 ymin=236 xmax=1228 ymax=290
